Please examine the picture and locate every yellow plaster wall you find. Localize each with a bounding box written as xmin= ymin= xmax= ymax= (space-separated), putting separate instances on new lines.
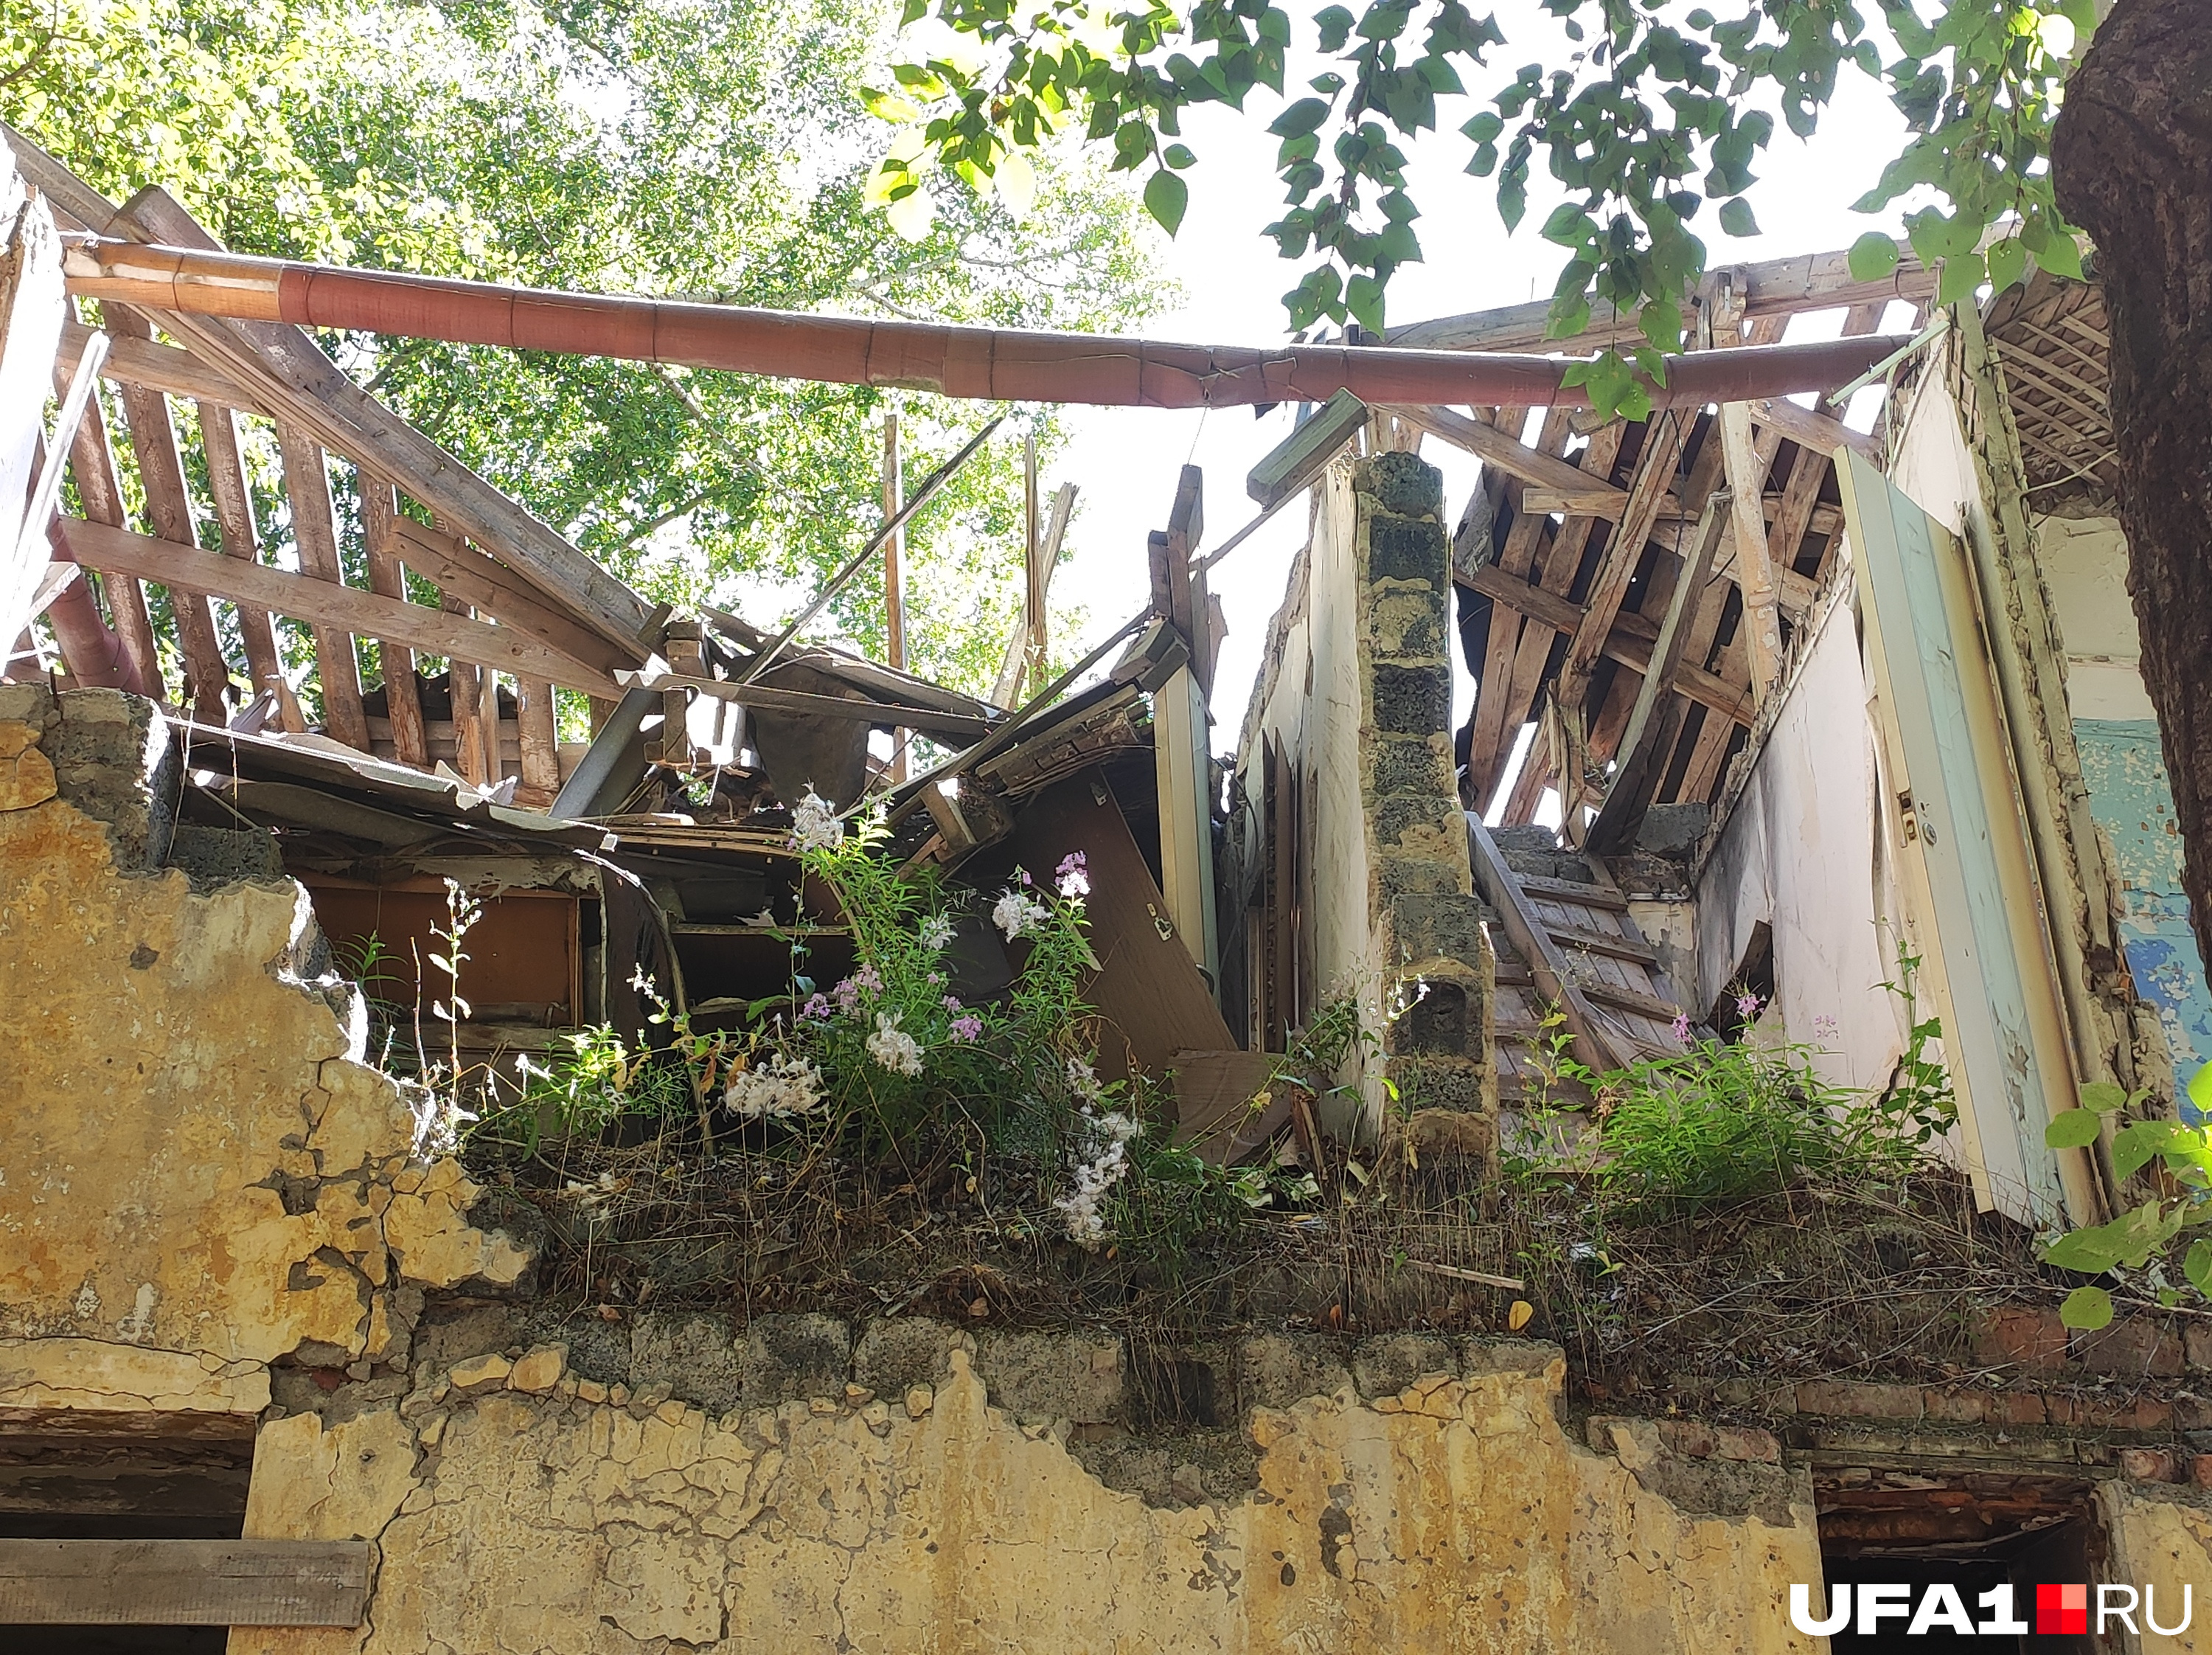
xmin=0 ymin=697 xmax=529 ymax=1415
xmin=229 ymin=1342 xmax=1823 ymax=1655
xmin=2101 ymin=1482 xmax=2212 ymax=1655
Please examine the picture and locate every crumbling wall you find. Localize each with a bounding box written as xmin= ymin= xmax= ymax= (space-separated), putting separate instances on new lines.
xmin=2101 ymin=1481 xmax=2212 ymax=1654
xmin=0 ymin=685 xmax=529 ymax=1418
xmin=229 ymin=1324 xmax=1821 ymax=1655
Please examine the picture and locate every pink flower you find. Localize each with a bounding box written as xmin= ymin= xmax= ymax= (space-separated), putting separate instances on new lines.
xmin=1055 ymin=850 xmax=1091 ymax=898
xmin=1670 ymin=1012 xmax=1691 ymax=1044
xmin=854 ymin=964 xmax=883 ymax=994
xmin=942 ymin=993 xmax=963 ymax=1012
xmin=801 ymin=993 xmax=831 ymax=1021
xmin=1736 ymin=991 xmax=1762 ymax=1020
xmin=948 ymin=1014 xmax=983 ymax=1043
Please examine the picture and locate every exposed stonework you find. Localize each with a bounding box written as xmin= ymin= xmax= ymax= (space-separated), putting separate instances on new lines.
xmin=0 ymin=688 xmax=532 ymax=1416
xmin=1352 ymin=454 xmax=1498 ymax=1136
xmin=229 ymin=1330 xmax=1824 ymax=1655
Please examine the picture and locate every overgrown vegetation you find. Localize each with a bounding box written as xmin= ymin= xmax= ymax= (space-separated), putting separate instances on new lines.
xmin=328 ymin=852 xmax=2090 ymax=1395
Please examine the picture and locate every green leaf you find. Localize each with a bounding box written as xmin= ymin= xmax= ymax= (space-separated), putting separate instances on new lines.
xmin=2187 ymin=1238 xmax=2212 ymax=1296
xmin=1986 ymin=237 xmax=2027 ymax=294
xmin=2036 ymin=228 xmax=2085 ymax=282
xmin=1847 ymin=231 xmax=1901 ymax=283
xmin=1143 ymin=169 xmax=1188 ymax=235
xmin=2080 ymin=1080 xmax=2129 ymax=1113
xmin=2045 ymin=1108 xmax=2104 ymax=1149
xmin=1540 ymin=201 xmax=1596 ymax=246
xmin=2112 ymin=1120 xmax=2180 ymax=1181
xmin=1314 ymin=4 xmax=1355 ymax=50
xmin=2059 ymin=1285 xmax=2114 ymax=1330
xmin=1345 ymin=271 xmax=1385 ymax=334
xmin=1935 ymin=251 xmax=1986 ymax=306
xmin=1163 ymin=142 xmax=1197 ymax=169
xmin=1461 ymin=111 xmax=1503 ymax=142
xmin=1717 ymin=197 xmax=1759 ymax=237
xmin=1269 ymin=97 xmax=1330 ymax=139
xmin=2042 ymin=1229 xmax=2121 ymax=1274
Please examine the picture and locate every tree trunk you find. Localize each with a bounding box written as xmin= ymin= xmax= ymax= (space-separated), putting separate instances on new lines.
xmin=2053 ymin=0 xmax=2212 ymax=978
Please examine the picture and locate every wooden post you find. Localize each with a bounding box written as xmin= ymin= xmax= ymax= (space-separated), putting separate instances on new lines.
xmin=479 ymin=659 xmax=504 ymax=782
xmin=107 ymin=310 xmax=232 ymax=722
xmin=1715 ymin=402 xmax=1786 ymax=703
xmin=1022 ymin=433 xmax=1045 ymax=698
xmin=515 ymin=675 xmax=560 ymax=802
xmin=197 ymin=400 xmax=286 ymax=709
xmin=55 ymin=353 xmax=160 ymax=696
xmin=276 ymin=423 xmax=370 ymax=749
xmin=358 ymin=476 xmax=426 ymax=762
xmin=883 ymin=409 xmax=905 ymax=782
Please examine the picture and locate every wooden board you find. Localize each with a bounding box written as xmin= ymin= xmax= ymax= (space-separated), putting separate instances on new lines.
xmin=0 ymin=1538 xmax=370 ymax=1626
xmin=1002 ymin=770 xmax=1236 ymax=1086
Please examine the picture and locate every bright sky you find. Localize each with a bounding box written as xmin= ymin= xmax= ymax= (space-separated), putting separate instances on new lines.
xmin=1034 ymin=30 xmax=1922 ymax=764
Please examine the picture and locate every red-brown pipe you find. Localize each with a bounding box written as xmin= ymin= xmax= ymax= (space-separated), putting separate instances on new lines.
xmin=66 ymin=240 xmax=1904 ymax=410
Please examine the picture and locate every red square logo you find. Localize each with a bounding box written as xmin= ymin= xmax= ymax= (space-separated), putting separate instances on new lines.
xmin=2037 ymin=1583 xmax=2089 ymax=1634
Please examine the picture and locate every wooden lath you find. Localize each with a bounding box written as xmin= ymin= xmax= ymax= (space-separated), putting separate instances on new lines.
xmin=10 ymin=133 xmax=655 ymax=807
xmin=1441 ymin=290 xmax=1883 ymax=834
xmin=1984 ymin=272 xmax=2115 ymax=507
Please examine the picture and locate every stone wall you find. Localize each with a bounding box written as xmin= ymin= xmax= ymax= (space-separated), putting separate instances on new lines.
xmin=0 ymin=685 xmax=529 ymax=1420
xmin=232 ymin=1320 xmax=1823 ymax=1655
xmin=1234 ymin=451 xmax=1496 ymax=1145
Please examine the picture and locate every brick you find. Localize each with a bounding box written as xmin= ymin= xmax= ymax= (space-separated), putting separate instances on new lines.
xmin=2192 ymin=1454 xmax=2212 ymax=1489
xmin=1795 ymin=1381 xmax=1925 ymax=1421
xmin=1657 ymin=1420 xmax=1719 ymax=1459
xmin=1712 ymin=1426 xmax=1782 ymax=1464
xmin=2120 ymin=1447 xmax=2180 ymax=1483
xmin=1972 ymin=1305 xmax=2070 ymax=1375
xmin=1996 ymin=1392 xmax=2049 ymax=1426
xmin=2076 ymin=1316 xmax=2184 ymax=1379
xmin=2069 ymin=1394 xmax=2174 ymax=1431
xmin=2187 ymin=1324 xmax=2212 ymax=1373
xmin=1923 ymin=1388 xmax=1992 ymax=1423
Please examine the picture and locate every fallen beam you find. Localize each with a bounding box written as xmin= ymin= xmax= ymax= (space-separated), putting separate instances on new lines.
xmin=61 ymin=237 xmax=1910 ymax=413
xmin=620 ymin=670 xmax=998 ymax=743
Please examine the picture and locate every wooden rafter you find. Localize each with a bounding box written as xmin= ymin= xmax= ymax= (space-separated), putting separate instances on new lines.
xmin=1555 ymin=410 xmax=1688 ymax=713
xmin=55 ymin=518 xmax=625 ymax=698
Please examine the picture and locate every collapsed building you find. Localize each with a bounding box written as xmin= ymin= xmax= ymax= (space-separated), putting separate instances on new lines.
xmin=5 ymin=124 xmax=2212 ymax=1653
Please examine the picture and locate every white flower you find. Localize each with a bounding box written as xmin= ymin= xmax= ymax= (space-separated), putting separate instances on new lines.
xmin=1065 ymin=1055 xmax=1105 ymax=1106
xmin=723 ymin=1050 xmax=825 ymax=1121
xmin=1053 ymin=1108 xmax=1142 ymax=1247
xmin=918 ymin=913 xmax=956 ymax=951
xmin=992 ymin=887 xmax=1049 ymax=940
xmin=789 ymin=787 xmax=843 ymax=853
xmin=865 ymin=1010 xmax=924 ymax=1077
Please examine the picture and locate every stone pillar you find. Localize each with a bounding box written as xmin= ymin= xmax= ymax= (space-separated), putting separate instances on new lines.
xmin=1350 ymin=453 xmax=1497 ymax=1139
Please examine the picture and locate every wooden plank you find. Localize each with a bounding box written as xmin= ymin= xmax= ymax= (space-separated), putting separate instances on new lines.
xmin=1467 ymin=410 xmax=1590 ymax=802
xmin=1545 ymin=919 xmax=1658 ymax=965
xmin=1746 ymin=395 xmax=1880 ymax=460
xmin=54 ymin=518 xmax=625 ymax=698
xmin=1462 ymin=562 xmax=1753 ymax=726
xmin=109 ymin=183 xmax=654 ymax=655
xmin=57 ymin=358 xmax=161 ymax=695
xmin=1467 ymin=813 xmax=1626 ymax=1069
xmin=1512 ymin=870 xmax=1630 ymax=910
xmin=517 ymin=673 xmax=560 ymax=799
xmin=1556 ymin=410 xmax=1688 ymax=714
xmin=359 ymin=475 xmax=427 ymax=764
xmin=196 ymin=399 xmax=285 ymax=702
xmin=0 ymin=1538 xmax=369 ymax=1626
xmin=1387 ymin=243 xmax=1935 ymax=353
xmin=1577 ymin=979 xmax=1685 ymax=1024
xmin=446 ymin=642 xmax=490 ymax=788
xmin=480 ymin=659 xmax=507 ymax=780
xmin=622 ymin=671 xmax=995 ymax=742
xmin=63 ymin=316 xmax=260 ymax=412
xmin=1388 ymin=403 xmax=1620 ymax=502
xmin=274 ymin=423 xmax=369 ymax=748
xmin=385 ymin=515 xmax=635 ymax=681
xmin=105 ymin=309 xmax=231 ymax=721
xmin=1585 ymin=490 xmax=1728 ymax=853
xmin=1246 ymin=387 xmax=1367 ymax=508
xmin=1716 ymin=403 xmax=1785 ymax=701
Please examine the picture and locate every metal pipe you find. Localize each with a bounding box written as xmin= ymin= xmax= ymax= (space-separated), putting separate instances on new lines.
xmin=63 ymin=239 xmax=1908 ymax=412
